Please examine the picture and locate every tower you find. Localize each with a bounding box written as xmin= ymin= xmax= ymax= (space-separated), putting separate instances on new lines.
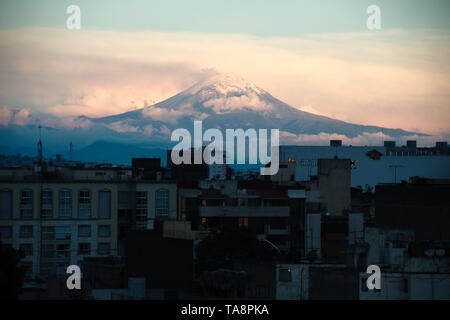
xmin=37 ymin=125 xmax=43 ymax=163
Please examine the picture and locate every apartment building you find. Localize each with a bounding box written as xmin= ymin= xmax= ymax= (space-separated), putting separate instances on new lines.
xmin=178 ymin=178 xmax=306 ymax=254
xmin=280 ymin=140 xmax=450 ymax=187
xmin=0 ymin=163 xmax=177 ymax=280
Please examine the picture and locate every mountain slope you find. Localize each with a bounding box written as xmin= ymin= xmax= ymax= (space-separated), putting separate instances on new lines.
xmin=0 ymin=73 xmax=425 ymax=161
xmin=88 ymin=73 xmax=421 ymax=139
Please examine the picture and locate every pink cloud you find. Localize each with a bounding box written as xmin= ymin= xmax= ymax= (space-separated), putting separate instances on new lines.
xmin=0 ymin=107 xmax=13 ymax=125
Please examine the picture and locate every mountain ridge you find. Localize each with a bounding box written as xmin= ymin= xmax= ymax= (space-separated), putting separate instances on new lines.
xmin=86 ymin=73 xmax=423 ymax=139
xmin=0 ymin=73 xmax=428 ymax=162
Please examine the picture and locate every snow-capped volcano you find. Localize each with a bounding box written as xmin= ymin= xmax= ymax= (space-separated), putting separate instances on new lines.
xmin=185 ymin=73 xmax=267 ymax=97
xmin=0 ymin=72 xmax=425 ymax=162
xmin=87 ymin=72 xmax=420 ymax=140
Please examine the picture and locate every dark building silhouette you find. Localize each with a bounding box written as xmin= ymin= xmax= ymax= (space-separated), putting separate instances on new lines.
xmin=125 ymin=223 xmax=193 ymax=298
xmin=166 ymin=149 xmax=209 ymax=181
xmin=375 ymin=179 xmax=450 ymax=241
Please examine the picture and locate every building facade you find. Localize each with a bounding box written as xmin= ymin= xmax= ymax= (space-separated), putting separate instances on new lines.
xmin=280 ymin=140 xmax=450 ymax=187
xmin=0 ymin=165 xmax=177 ymax=280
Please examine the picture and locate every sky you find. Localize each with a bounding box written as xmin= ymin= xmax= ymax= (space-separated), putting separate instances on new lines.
xmin=0 ymin=0 xmax=449 ymax=136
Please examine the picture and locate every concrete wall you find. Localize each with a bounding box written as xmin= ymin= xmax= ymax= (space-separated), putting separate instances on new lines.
xmin=275 ymin=264 xmax=305 ymax=300
xmin=360 ymin=272 xmax=450 ymax=300
xmin=317 ymin=159 xmax=351 ymax=216
xmin=276 ymin=263 xmax=352 ymax=300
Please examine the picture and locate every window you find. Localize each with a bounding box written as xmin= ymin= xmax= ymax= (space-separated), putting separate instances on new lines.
xmin=155 ymin=189 xmax=169 ymax=217
xmin=41 ymin=189 xmax=53 ymax=219
xmin=56 ymin=243 xmax=70 ymax=258
xmin=59 ymin=189 xmax=72 ymax=218
xmin=78 ymin=243 xmax=91 ymax=255
xmin=20 ymin=209 xmax=33 ymax=219
xmin=41 ymin=189 xmax=52 ymax=205
xmin=136 ymin=191 xmax=147 ymax=229
xmin=98 ymin=225 xmax=111 ymax=237
xmin=118 ymin=191 xmax=131 ymax=208
xmin=56 ymin=226 xmax=71 ymax=240
xmin=42 ymin=244 xmax=54 ymax=258
xmin=78 ymin=225 xmax=91 ymax=237
xmin=279 ymin=268 xmax=292 ymax=282
xmin=78 ymin=190 xmax=91 ymax=218
xmin=98 ymin=190 xmax=111 ymax=219
xmin=98 ymin=243 xmax=110 ymax=255
xmin=19 ymin=225 xmax=33 ymax=238
xmin=20 ymin=190 xmax=33 ymax=205
xmin=0 ymin=226 xmax=12 ymax=239
xmin=42 ymin=226 xmax=55 ymax=240
xmin=43 ymin=226 xmax=71 ymax=240
xmin=0 ymin=190 xmax=12 ymax=219
xmin=20 ymin=190 xmax=33 ymax=219
xmin=118 ymin=191 xmax=132 ymax=219
xmin=19 ymin=243 xmax=33 ymax=257
xmin=41 ymin=209 xmax=53 ymax=219
xmin=238 ymin=217 xmax=249 ymax=228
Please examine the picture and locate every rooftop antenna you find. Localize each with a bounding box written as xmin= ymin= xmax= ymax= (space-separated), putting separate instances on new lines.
xmin=389 ymin=165 xmax=403 ymax=183
xmin=69 ymin=141 xmax=73 ymax=161
xmin=37 ymin=125 xmax=43 ymax=163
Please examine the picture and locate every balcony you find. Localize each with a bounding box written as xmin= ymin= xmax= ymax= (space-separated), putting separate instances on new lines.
xmin=265 ymin=225 xmax=290 ymax=235
xmin=199 ymin=206 xmax=289 ymax=218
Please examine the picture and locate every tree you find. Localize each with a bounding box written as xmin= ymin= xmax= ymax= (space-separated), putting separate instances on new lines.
xmin=0 ymin=240 xmax=26 ymax=299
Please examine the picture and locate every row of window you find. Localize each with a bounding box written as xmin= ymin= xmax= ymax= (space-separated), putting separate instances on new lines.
xmin=0 ymin=224 xmax=111 ymax=239
xmin=18 ymin=242 xmax=111 ymax=257
xmin=0 ymin=189 xmax=170 ymax=220
xmin=0 ymin=189 xmax=111 ymax=219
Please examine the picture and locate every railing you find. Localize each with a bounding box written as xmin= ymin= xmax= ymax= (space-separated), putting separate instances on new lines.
xmin=199 ymin=206 xmax=290 ymax=217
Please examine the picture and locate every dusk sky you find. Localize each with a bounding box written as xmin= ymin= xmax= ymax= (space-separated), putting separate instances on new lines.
xmin=0 ymin=0 xmax=449 ymax=136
